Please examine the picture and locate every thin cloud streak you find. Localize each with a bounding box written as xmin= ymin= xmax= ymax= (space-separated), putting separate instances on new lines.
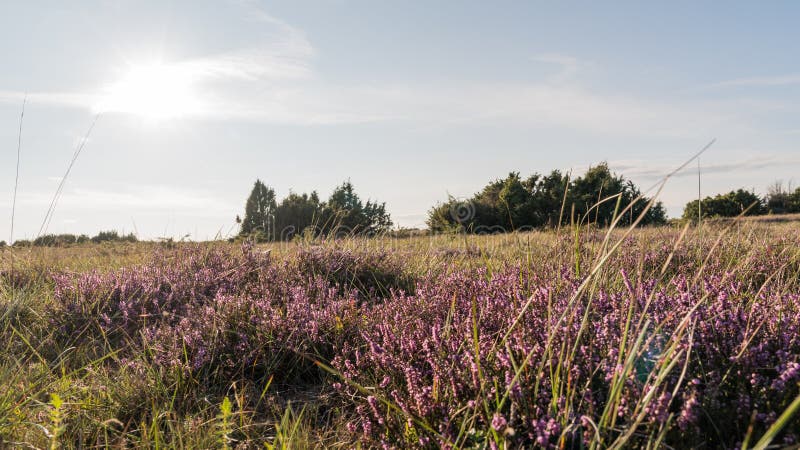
xmin=531 ymin=53 xmax=592 ymax=82
xmin=1 ymin=185 xmax=231 ymax=215
xmin=184 ymin=47 xmax=313 ymax=81
xmin=0 ymin=90 xmax=97 ymax=109
xmin=611 ymin=155 xmax=800 ymax=180
xmin=0 ymin=5 xmax=786 ymax=141
xmin=707 ymin=74 xmax=800 ymax=88
xmin=0 ymin=81 xmax=758 ymax=139
xmin=0 ymin=3 xmax=760 ymax=139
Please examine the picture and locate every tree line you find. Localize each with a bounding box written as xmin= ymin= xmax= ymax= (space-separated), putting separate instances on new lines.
xmin=2 ymin=230 xmax=138 ymax=248
xmin=5 ymin=171 xmax=794 ymax=250
xmin=682 ymin=182 xmax=800 ymax=221
xmin=427 ymin=163 xmax=667 ymax=232
xmin=238 ymin=179 xmax=392 ymax=241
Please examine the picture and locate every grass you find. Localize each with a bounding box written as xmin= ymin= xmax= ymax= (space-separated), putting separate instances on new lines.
xmin=1 ymin=220 xmax=800 ymax=448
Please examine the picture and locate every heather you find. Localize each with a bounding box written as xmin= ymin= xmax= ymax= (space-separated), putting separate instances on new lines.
xmin=1 ymin=223 xmax=800 ymax=448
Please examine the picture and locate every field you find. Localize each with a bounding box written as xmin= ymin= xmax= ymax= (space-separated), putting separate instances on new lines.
xmin=1 ymin=221 xmax=800 ymax=449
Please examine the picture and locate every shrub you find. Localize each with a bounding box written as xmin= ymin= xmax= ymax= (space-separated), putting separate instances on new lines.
xmin=48 ymin=244 xmax=364 ymax=386
xmin=33 ymin=234 xmax=77 ymax=247
xmin=294 ymin=246 xmax=414 ymax=301
xmin=428 ymin=163 xmax=666 ymax=233
xmin=333 ymin=265 xmax=800 ymax=448
xmin=90 ymin=230 xmax=137 ymax=243
xmin=32 ymin=230 xmax=800 ymax=447
xmin=238 ymin=180 xmax=392 ymax=241
xmin=683 ymin=188 xmax=766 ymax=221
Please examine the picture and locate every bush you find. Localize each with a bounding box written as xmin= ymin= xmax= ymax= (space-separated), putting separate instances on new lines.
xmin=334 ymin=264 xmax=800 ymax=448
xmin=18 ymin=230 xmax=800 ymax=447
xmin=682 ymin=189 xmax=766 ymax=221
xmin=49 ymin=244 xmax=362 ymax=388
xmin=239 ymin=180 xmax=392 ymax=242
xmin=33 ymin=234 xmax=78 ymax=247
xmin=90 ymin=230 xmax=138 ymax=243
xmin=294 ymin=246 xmax=414 ymax=301
xmin=428 ymin=163 xmax=666 ymax=232
xmin=766 ymin=182 xmax=800 ymax=215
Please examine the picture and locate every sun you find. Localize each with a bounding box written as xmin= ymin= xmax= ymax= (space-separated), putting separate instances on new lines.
xmin=96 ymin=62 xmax=205 ymax=120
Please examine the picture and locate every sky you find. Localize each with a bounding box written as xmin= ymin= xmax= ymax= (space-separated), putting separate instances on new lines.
xmin=1 ymin=0 xmax=799 ymax=241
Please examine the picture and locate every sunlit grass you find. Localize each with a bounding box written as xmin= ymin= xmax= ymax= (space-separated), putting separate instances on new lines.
xmin=1 ymin=220 xmax=799 ymax=448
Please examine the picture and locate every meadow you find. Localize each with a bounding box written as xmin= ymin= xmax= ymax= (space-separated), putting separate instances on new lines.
xmin=1 ymin=220 xmax=799 ymax=449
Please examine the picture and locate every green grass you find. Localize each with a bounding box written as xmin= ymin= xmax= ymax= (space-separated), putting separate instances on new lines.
xmin=1 ymin=220 xmax=799 ymax=448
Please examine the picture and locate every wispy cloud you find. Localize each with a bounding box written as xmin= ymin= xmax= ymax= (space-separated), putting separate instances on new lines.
xmin=707 ymin=74 xmax=800 ymax=88
xmin=184 ymin=47 xmax=313 ymax=82
xmin=531 ymin=53 xmax=589 ymax=82
xmin=0 ymin=90 xmax=96 ymax=109
xmin=156 ymin=79 xmax=751 ymax=139
xmin=0 ymin=75 xmax=759 ymax=137
xmin=611 ymin=155 xmax=800 ymax=180
xmin=0 ymin=1 xmax=314 ymax=118
xmin=3 ymin=185 xmax=231 ymax=215
xmin=174 ymin=4 xmax=315 ymax=83
xmin=0 ymin=6 xmax=776 ymax=139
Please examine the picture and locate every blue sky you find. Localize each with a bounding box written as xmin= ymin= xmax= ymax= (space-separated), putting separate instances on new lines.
xmin=1 ymin=1 xmax=799 ymax=240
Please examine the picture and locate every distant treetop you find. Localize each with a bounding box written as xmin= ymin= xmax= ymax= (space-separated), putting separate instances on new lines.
xmin=238 ymin=179 xmax=392 ymax=242
xmin=682 ymin=183 xmax=800 ymax=221
xmin=427 ymin=162 xmax=667 ymax=233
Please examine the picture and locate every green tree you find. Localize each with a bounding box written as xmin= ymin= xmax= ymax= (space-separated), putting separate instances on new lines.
xmin=792 ymin=187 xmax=800 ymax=213
xmin=765 ymin=181 xmax=800 ymax=214
xmin=362 ymin=199 xmax=393 ymax=234
xmin=498 ymin=172 xmax=533 ymax=229
xmin=569 ymin=163 xmax=665 ymax=226
xmin=274 ymin=191 xmax=323 ymax=240
xmin=426 ymin=175 xmax=509 ymax=232
xmin=90 ymin=231 xmax=137 ymax=243
xmin=426 ymin=197 xmax=462 ymax=233
xmin=427 ymin=164 xmax=665 ymax=232
xmin=323 ymin=181 xmax=392 ymax=236
xmin=682 ymin=188 xmax=766 ymax=221
xmin=527 ymin=170 xmax=571 ymax=227
xmin=240 ymin=180 xmax=277 ymax=240
xmin=34 ymin=234 xmax=77 ymax=247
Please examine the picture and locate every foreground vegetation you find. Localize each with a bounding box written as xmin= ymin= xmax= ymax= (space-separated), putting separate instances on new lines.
xmin=1 ymin=220 xmax=800 ymax=448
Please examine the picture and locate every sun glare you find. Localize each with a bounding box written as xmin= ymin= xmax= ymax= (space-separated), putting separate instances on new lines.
xmin=96 ymin=62 xmax=204 ymax=120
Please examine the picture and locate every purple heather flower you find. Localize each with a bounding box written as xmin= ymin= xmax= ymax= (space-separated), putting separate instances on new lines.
xmin=491 ymin=413 xmax=507 ymax=431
